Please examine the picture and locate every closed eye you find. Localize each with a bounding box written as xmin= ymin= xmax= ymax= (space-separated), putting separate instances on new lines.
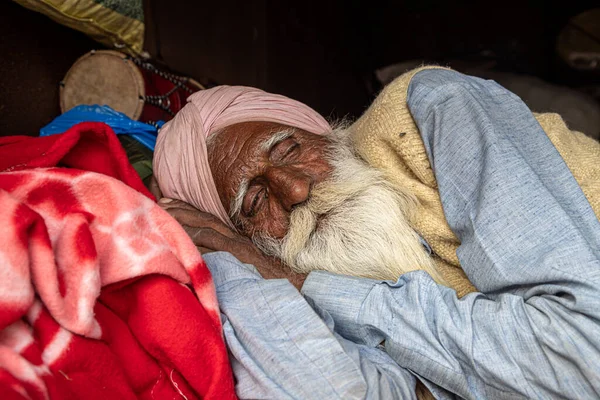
xmin=272 ymin=138 xmax=300 ymax=161
xmin=282 ymin=142 xmax=300 ymax=159
xmin=243 ymin=186 xmax=267 ymax=217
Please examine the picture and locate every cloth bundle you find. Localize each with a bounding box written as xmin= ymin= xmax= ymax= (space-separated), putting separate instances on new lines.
xmin=352 ymin=66 xmax=600 ymax=297
xmin=0 ymin=123 xmax=236 ymax=399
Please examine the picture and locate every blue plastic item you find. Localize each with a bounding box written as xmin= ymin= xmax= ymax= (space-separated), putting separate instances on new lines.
xmin=40 ymin=105 xmax=164 ymax=151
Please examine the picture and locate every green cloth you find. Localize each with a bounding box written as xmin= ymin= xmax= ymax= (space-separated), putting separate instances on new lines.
xmin=92 ymin=0 xmax=144 ymax=22
xmin=118 ymin=135 xmax=153 ymax=184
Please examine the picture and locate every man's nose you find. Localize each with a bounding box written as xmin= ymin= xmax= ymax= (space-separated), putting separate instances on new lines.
xmin=265 ymin=166 xmax=312 ymax=212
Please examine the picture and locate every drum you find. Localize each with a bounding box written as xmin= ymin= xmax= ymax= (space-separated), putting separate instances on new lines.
xmin=60 ymin=50 xmax=205 ymax=123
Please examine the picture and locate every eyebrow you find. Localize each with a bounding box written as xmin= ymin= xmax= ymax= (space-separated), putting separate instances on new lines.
xmin=259 ymin=127 xmax=296 ymax=153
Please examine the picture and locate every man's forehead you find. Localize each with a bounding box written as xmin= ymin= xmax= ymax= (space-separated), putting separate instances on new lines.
xmin=215 ymin=121 xmax=292 ymax=145
xmin=209 ymin=123 xmax=293 ymax=168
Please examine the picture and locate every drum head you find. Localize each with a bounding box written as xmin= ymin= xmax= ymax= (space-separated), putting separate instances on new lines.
xmin=60 ymin=50 xmax=145 ymax=120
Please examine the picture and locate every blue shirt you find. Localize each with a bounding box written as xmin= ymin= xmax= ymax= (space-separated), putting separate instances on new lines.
xmin=204 ymin=69 xmax=600 ymax=399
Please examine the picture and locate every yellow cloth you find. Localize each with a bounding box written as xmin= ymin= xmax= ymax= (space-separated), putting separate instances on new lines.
xmin=351 ymin=66 xmax=600 ymax=297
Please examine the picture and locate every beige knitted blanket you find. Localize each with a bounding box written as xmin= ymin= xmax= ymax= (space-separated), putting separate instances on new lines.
xmin=351 ymin=66 xmax=600 ymax=297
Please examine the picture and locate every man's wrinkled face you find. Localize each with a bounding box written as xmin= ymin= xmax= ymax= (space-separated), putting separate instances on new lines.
xmin=207 ymin=120 xmax=444 ymax=283
xmin=207 ymin=121 xmax=333 ymax=238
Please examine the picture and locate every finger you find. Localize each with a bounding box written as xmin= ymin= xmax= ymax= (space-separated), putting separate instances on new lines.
xmin=188 ymin=228 xmax=265 ymax=267
xmin=148 ymin=175 xmax=163 ymax=200
xmin=158 ymin=199 xmax=237 ymax=237
xmin=158 ymin=198 xmax=197 ymax=211
xmin=185 ymin=226 xmax=237 ymax=254
xmin=158 ymin=199 xmax=233 ymax=232
xmin=196 ymin=246 xmax=215 ymax=255
xmin=168 ymin=208 xmax=236 ymax=238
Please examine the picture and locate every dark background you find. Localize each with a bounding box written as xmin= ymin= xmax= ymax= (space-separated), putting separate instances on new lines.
xmin=1 ymin=0 xmax=598 ymax=135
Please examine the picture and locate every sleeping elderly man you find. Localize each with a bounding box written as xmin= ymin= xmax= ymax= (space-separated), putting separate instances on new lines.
xmin=151 ymin=67 xmax=600 ymax=399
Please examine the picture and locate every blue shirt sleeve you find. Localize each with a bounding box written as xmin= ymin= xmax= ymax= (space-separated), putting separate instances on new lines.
xmin=203 ymin=251 xmax=419 ymax=400
xmin=303 ymin=69 xmax=600 ymax=399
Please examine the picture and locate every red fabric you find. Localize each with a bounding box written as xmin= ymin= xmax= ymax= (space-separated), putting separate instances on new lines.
xmin=0 ymin=122 xmax=151 ymax=198
xmin=0 ymin=123 xmax=236 ymax=399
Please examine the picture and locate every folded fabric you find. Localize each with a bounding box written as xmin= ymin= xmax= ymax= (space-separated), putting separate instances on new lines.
xmin=0 ymin=122 xmax=236 ymax=399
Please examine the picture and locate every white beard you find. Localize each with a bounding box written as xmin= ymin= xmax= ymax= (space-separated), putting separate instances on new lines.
xmin=253 ymin=128 xmax=446 ymax=284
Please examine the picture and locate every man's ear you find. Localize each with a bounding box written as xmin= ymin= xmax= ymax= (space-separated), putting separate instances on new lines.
xmin=148 ymin=174 xmax=163 ymax=201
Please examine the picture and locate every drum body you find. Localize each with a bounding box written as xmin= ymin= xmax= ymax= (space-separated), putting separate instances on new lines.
xmin=60 ymin=50 xmax=204 ymax=123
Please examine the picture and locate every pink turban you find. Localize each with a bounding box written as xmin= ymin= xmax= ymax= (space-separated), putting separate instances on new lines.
xmin=153 ymin=86 xmax=331 ymax=230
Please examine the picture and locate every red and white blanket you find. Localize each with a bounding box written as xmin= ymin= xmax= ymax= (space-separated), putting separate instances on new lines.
xmin=0 ymin=123 xmax=236 ymax=399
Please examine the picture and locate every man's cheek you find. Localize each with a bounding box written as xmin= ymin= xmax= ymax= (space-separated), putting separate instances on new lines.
xmin=296 ymin=158 xmax=332 ymax=182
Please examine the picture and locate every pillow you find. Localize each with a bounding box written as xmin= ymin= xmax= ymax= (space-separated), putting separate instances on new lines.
xmin=12 ymin=0 xmax=145 ymax=56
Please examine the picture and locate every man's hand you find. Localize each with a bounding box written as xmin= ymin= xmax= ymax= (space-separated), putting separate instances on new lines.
xmin=158 ymin=198 xmax=307 ymax=290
